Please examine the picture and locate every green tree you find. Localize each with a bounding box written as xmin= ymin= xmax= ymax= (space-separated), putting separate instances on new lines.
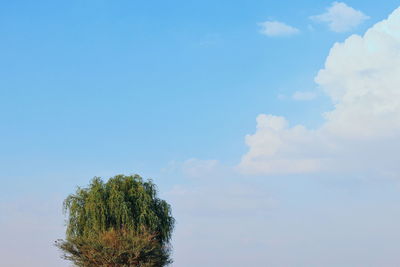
xmin=56 ymin=174 xmax=175 ymax=267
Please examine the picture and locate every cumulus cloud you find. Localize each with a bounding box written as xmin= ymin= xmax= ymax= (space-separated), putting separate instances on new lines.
xmin=292 ymin=91 xmax=317 ymax=101
xmin=311 ymin=2 xmax=369 ymax=32
xmin=240 ymin=7 xmax=400 ymax=176
xmin=258 ymin=21 xmax=300 ymax=37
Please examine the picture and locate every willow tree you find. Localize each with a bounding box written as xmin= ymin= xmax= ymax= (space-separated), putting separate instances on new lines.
xmin=56 ymin=174 xmax=175 ymax=267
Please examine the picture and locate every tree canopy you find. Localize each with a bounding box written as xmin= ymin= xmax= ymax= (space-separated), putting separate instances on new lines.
xmin=57 ymin=174 xmax=175 ymax=267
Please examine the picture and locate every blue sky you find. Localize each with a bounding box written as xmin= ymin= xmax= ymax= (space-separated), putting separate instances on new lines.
xmin=2 ymin=1 xmax=400 ymax=266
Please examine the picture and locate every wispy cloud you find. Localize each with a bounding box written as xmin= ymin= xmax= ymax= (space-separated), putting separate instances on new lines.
xmin=310 ymin=2 xmax=369 ymax=32
xmin=292 ymin=91 xmax=317 ymax=101
xmin=258 ymin=21 xmax=300 ymax=37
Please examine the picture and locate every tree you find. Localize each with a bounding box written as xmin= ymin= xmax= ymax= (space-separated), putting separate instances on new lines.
xmin=56 ymin=228 xmax=171 ymax=267
xmin=56 ymin=174 xmax=175 ymax=267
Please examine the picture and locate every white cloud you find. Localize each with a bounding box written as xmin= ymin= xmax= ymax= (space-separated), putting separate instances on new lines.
xmin=240 ymin=7 xmax=400 ymax=176
xmin=258 ymin=21 xmax=300 ymax=37
xmin=292 ymin=91 xmax=317 ymax=101
xmin=311 ymin=2 xmax=369 ymax=32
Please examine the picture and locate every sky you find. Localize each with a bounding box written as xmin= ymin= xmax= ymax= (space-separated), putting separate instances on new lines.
xmin=1 ymin=1 xmax=400 ymax=266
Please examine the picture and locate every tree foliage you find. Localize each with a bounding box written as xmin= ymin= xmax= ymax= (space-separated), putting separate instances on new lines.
xmin=56 ymin=228 xmax=172 ymax=267
xmin=56 ymin=174 xmax=174 ymax=267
